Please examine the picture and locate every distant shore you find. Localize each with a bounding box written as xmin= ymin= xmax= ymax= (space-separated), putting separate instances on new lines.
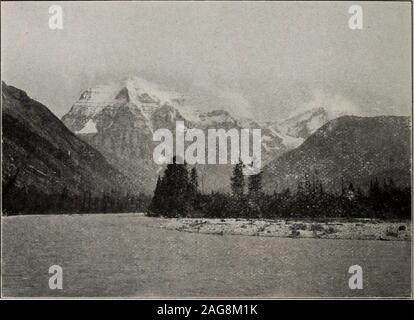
xmin=3 ymin=213 xmax=411 ymax=241
xmin=159 ymin=217 xmax=411 ymax=241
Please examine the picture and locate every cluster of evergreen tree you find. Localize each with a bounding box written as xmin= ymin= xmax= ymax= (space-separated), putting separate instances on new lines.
xmin=2 ymin=183 xmax=151 ymax=216
xmin=262 ymin=176 xmax=410 ymax=219
xmin=148 ymin=159 xmax=411 ymax=219
xmin=148 ymin=156 xmax=199 ymax=217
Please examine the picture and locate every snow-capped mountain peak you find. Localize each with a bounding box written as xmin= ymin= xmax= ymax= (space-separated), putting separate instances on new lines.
xmin=278 ymin=105 xmax=354 ymax=140
xmin=277 ymin=89 xmax=361 ymax=139
xmin=62 ymin=76 xmax=189 ymax=132
xmin=61 ymin=76 xmax=345 ymax=193
xmin=124 ymin=76 xmax=183 ymax=106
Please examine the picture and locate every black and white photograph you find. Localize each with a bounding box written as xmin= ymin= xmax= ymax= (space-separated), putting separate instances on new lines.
xmin=0 ymin=1 xmax=412 ymax=299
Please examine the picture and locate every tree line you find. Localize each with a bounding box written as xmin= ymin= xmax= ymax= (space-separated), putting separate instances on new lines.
xmin=2 ymin=180 xmax=151 ymax=216
xmin=3 ymin=158 xmax=410 ymax=219
xmin=148 ymin=158 xmax=411 ymax=219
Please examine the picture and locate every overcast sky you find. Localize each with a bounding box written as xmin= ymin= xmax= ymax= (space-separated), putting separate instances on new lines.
xmin=1 ymin=1 xmax=411 ymax=120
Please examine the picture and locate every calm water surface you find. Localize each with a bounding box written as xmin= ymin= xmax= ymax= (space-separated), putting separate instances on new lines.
xmin=2 ymin=214 xmax=411 ymax=297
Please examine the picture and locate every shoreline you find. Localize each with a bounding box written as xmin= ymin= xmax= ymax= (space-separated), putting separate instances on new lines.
xmin=160 ymin=217 xmax=411 ymax=241
xmin=3 ymin=213 xmax=411 ymax=241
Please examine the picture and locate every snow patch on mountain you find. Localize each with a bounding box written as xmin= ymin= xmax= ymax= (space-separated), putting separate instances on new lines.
xmin=71 ymin=76 xmax=184 ymax=117
xmin=198 ymin=110 xmax=236 ymax=127
xmin=275 ymin=130 xmax=304 ymax=149
xmin=124 ymin=76 xmax=183 ymax=107
xmin=79 ymin=84 xmax=121 ymax=106
xmin=76 ymin=119 xmax=98 ymax=134
xmin=278 ymin=98 xmax=359 ymax=140
xmin=173 ymin=104 xmax=203 ymax=123
xmin=278 ymin=89 xmax=361 ymax=139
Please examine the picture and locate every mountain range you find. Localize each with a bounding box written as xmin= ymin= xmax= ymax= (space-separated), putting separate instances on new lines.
xmin=2 ymin=78 xmax=411 ymax=199
xmin=61 ymin=77 xmax=329 ymax=193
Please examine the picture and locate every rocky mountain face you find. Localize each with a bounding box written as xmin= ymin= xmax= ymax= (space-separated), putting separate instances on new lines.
xmin=62 ymin=77 xmax=305 ymax=193
xmin=278 ymin=107 xmax=331 ymax=139
xmin=263 ymin=115 xmax=411 ymax=193
xmin=2 ymin=82 xmax=132 ymax=197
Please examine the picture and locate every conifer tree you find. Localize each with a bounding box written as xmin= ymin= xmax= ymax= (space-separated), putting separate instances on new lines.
xmin=186 ymin=167 xmax=199 ymax=209
xmin=231 ymin=159 xmax=245 ymax=197
xmin=189 ymin=167 xmax=199 ymax=198
xmin=148 ymin=156 xmax=191 ymax=217
xmin=190 ymin=167 xmax=199 ymax=193
xmin=248 ymin=170 xmax=263 ymax=197
xmin=148 ymin=176 xmax=163 ymax=215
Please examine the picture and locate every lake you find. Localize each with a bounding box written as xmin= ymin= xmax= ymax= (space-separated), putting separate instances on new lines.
xmin=1 ymin=214 xmax=411 ymax=297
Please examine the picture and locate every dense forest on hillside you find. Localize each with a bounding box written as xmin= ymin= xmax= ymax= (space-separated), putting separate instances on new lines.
xmin=2 ymin=179 xmax=151 ymax=216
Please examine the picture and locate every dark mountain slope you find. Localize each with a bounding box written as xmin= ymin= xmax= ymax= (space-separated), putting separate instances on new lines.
xmin=2 ymin=82 xmax=134 ymax=203
xmin=263 ymin=116 xmax=411 ymax=193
